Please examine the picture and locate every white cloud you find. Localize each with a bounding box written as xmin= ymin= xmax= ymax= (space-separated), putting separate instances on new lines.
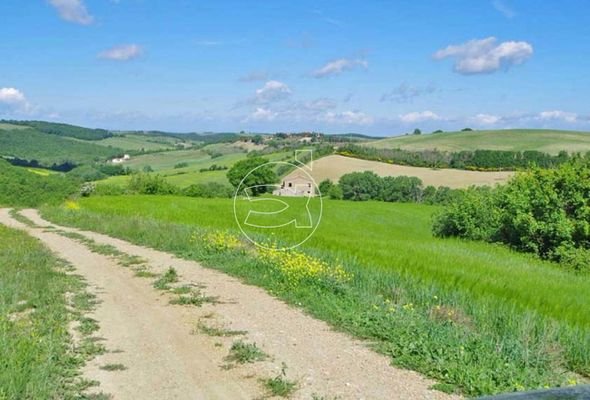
xmin=98 ymin=44 xmax=143 ymax=61
xmin=0 ymin=88 xmax=27 ymax=105
xmin=472 ymin=113 xmax=501 ymax=125
xmin=538 ymin=110 xmax=578 ymax=123
xmin=433 ymin=37 xmax=533 ymax=74
xmin=244 ymin=107 xmax=277 ymax=122
xmin=399 ymin=111 xmax=441 ymax=123
xmin=255 ymin=80 xmax=292 ymax=102
xmin=311 ymin=58 xmax=368 ymax=78
xmin=492 ymin=0 xmax=516 ymax=18
xmin=0 ymin=87 xmax=34 ymax=114
xmin=48 ymin=0 xmax=93 ymax=25
xmin=320 ymin=110 xmax=374 ymax=125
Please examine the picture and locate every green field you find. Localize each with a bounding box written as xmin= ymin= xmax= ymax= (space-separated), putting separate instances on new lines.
xmin=367 ymin=129 xmax=590 ymax=154
xmin=43 ymin=195 xmax=590 ymax=396
xmin=0 ymin=127 xmax=122 ymax=166
xmin=100 ymin=144 xmax=293 ymax=187
xmin=0 ymin=123 xmax=28 ymax=130
xmin=0 ymin=224 xmax=95 ymax=398
xmin=94 ymin=133 xmax=191 ymax=151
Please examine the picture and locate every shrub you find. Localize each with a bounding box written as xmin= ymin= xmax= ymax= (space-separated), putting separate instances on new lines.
xmin=434 ymin=160 xmax=590 ymax=270
xmin=339 ymin=171 xmax=383 ymax=201
xmin=127 ymin=173 xmax=177 ymax=195
xmin=318 ymin=179 xmax=334 ymax=197
xmin=328 ymin=185 xmax=343 ymax=200
xmin=432 ymin=187 xmax=502 ymax=241
xmin=380 ymin=176 xmax=423 ymax=202
xmin=182 ymin=182 xmax=233 ymax=198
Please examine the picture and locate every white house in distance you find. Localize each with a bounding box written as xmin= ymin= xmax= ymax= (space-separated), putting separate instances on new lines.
xmin=111 ymin=154 xmax=131 ymax=164
xmin=273 ymin=172 xmax=315 ymax=197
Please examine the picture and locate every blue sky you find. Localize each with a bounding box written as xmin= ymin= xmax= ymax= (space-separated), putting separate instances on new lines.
xmin=1 ymin=0 xmax=589 ymax=135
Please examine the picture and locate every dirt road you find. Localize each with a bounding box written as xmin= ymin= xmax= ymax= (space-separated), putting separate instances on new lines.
xmin=0 ymin=208 xmax=459 ymax=400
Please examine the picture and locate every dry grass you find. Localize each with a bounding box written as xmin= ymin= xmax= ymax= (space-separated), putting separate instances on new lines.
xmin=292 ymin=155 xmax=513 ymax=188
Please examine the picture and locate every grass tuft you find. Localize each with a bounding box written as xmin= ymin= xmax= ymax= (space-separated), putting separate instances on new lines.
xmin=225 ymin=340 xmax=268 ymax=364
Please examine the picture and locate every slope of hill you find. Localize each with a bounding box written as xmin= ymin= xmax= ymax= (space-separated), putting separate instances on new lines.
xmin=2 ymin=120 xmax=113 ymax=140
xmin=0 ymin=127 xmax=123 ymax=167
xmin=291 ymin=154 xmax=513 ymax=188
xmin=367 ymin=129 xmax=590 ymax=154
xmin=93 ymin=133 xmax=191 ymax=151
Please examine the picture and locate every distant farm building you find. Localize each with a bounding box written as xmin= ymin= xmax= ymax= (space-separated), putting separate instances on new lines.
xmin=111 ymin=154 xmax=131 ymax=164
xmin=273 ymin=173 xmax=315 ymax=197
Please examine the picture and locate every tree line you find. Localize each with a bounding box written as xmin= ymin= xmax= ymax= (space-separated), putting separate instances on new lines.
xmin=318 ymin=171 xmax=461 ymax=205
xmin=337 ymin=143 xmax=577 ymax=171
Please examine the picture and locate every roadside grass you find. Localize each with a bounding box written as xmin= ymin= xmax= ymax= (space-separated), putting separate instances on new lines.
xmin=41 ymin=196 xmax=590 ymax=396
xmin=225 ymin=340 xmax=268 ymax=364
xmin=0 ymin=224 xmax=102 ymax=399
xmin=261 ymin=364 xmax=297 ymax=398
xmin=195 ymin=320 xmax=247 ymax=337
xmin=153 ymin=267 xmax=178 ymax=290
xmin=169 ymin=289 xmax=217 ymax=307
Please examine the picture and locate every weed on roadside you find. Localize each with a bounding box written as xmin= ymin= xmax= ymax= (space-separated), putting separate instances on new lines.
xmin=224 ymin=340 xmax=268 ymax=364
xmin=153 ymin=267 xmax=178 ymax=290
xmin=261 ymin=363 xmax=297 ymax=398
xmin=195 ymin=320 xmax=247 ymax=337
xmin=169 ymin=290 xmax=218 ymax=307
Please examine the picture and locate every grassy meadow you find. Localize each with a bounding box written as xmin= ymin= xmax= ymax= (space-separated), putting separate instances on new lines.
xmin=367 ymin=129 xmax=590 ymax=155
xmin=101 ymin=144 xmax=293 ymax=187
xmin=42 ymin=195 xmax=590 ymax=396
xmin=93 ymin=133 xmax=189 ymax=151
xmin=0 ymin=224 xmax=95 ymax=399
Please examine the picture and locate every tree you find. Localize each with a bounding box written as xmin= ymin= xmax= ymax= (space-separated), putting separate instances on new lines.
xmin=413 ymin=128 xmax=422 ymax=135
xmin=252 ymin=135 xmax=264 ymax=145
xmin=318 ymin=179 xmax=334 ymax=196
xmin=380 ymin=176 xmax=423 ymax=202
xmin=339 ymin=171 xmax=383 ymax=201
xmin=227 ymin=157 xmax=277 ymax=196
xmin=461 ymin=127 xmax=473 ymax=132
xmin=328 ymin=184 xmax=343 ymax=200
xmin=432 ymin=129 xmax=443 ymax=134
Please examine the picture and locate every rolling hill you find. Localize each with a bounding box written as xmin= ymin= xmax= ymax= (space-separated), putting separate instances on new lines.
xmin=367 ymin=129 xmax=590 ymax=154
xmin=286 ymin=154 xmax=513 ymax=188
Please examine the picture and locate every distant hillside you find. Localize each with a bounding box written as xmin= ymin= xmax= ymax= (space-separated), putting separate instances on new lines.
xmin=2 ymin=120 xmax=113 ymax=140
xmin=366 ymin=129 xmax=590 ymax=155
xmin=0 ymin=126 xmax=122 ymax=168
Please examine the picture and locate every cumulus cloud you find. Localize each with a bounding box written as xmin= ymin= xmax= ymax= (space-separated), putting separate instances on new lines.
xmin=98 ymin=44 xmax=143 ymax=61
xmin=311 ymin=58 xmax=368 ymax=78
xmin=245 ymin=107 xmax=277 ymax=122
xmin=537 ymin=110 xmax=578 ymax=123
xmin=48 ymin=0 xmax=93 ymax=25
xmin=0 ymin=88 xmax=27 ymax=105
xmin=472 ymin=113 xmax=501 ymax=125
xmin=381 ymin=82 xmax=437 ymax=103
xmin=399 ymin=111 xmax=442 ymax=123
xmin=433 ymin=37 xmax=533 ymax=74
xmin=255 ymin=80 xmax=292 ymax=102
xmin=0 ymin=87 xmax=34 ymax=115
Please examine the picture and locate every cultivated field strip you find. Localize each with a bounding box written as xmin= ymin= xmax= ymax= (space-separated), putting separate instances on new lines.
xmin=7 ymin=208 xmax=458 ymax=400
